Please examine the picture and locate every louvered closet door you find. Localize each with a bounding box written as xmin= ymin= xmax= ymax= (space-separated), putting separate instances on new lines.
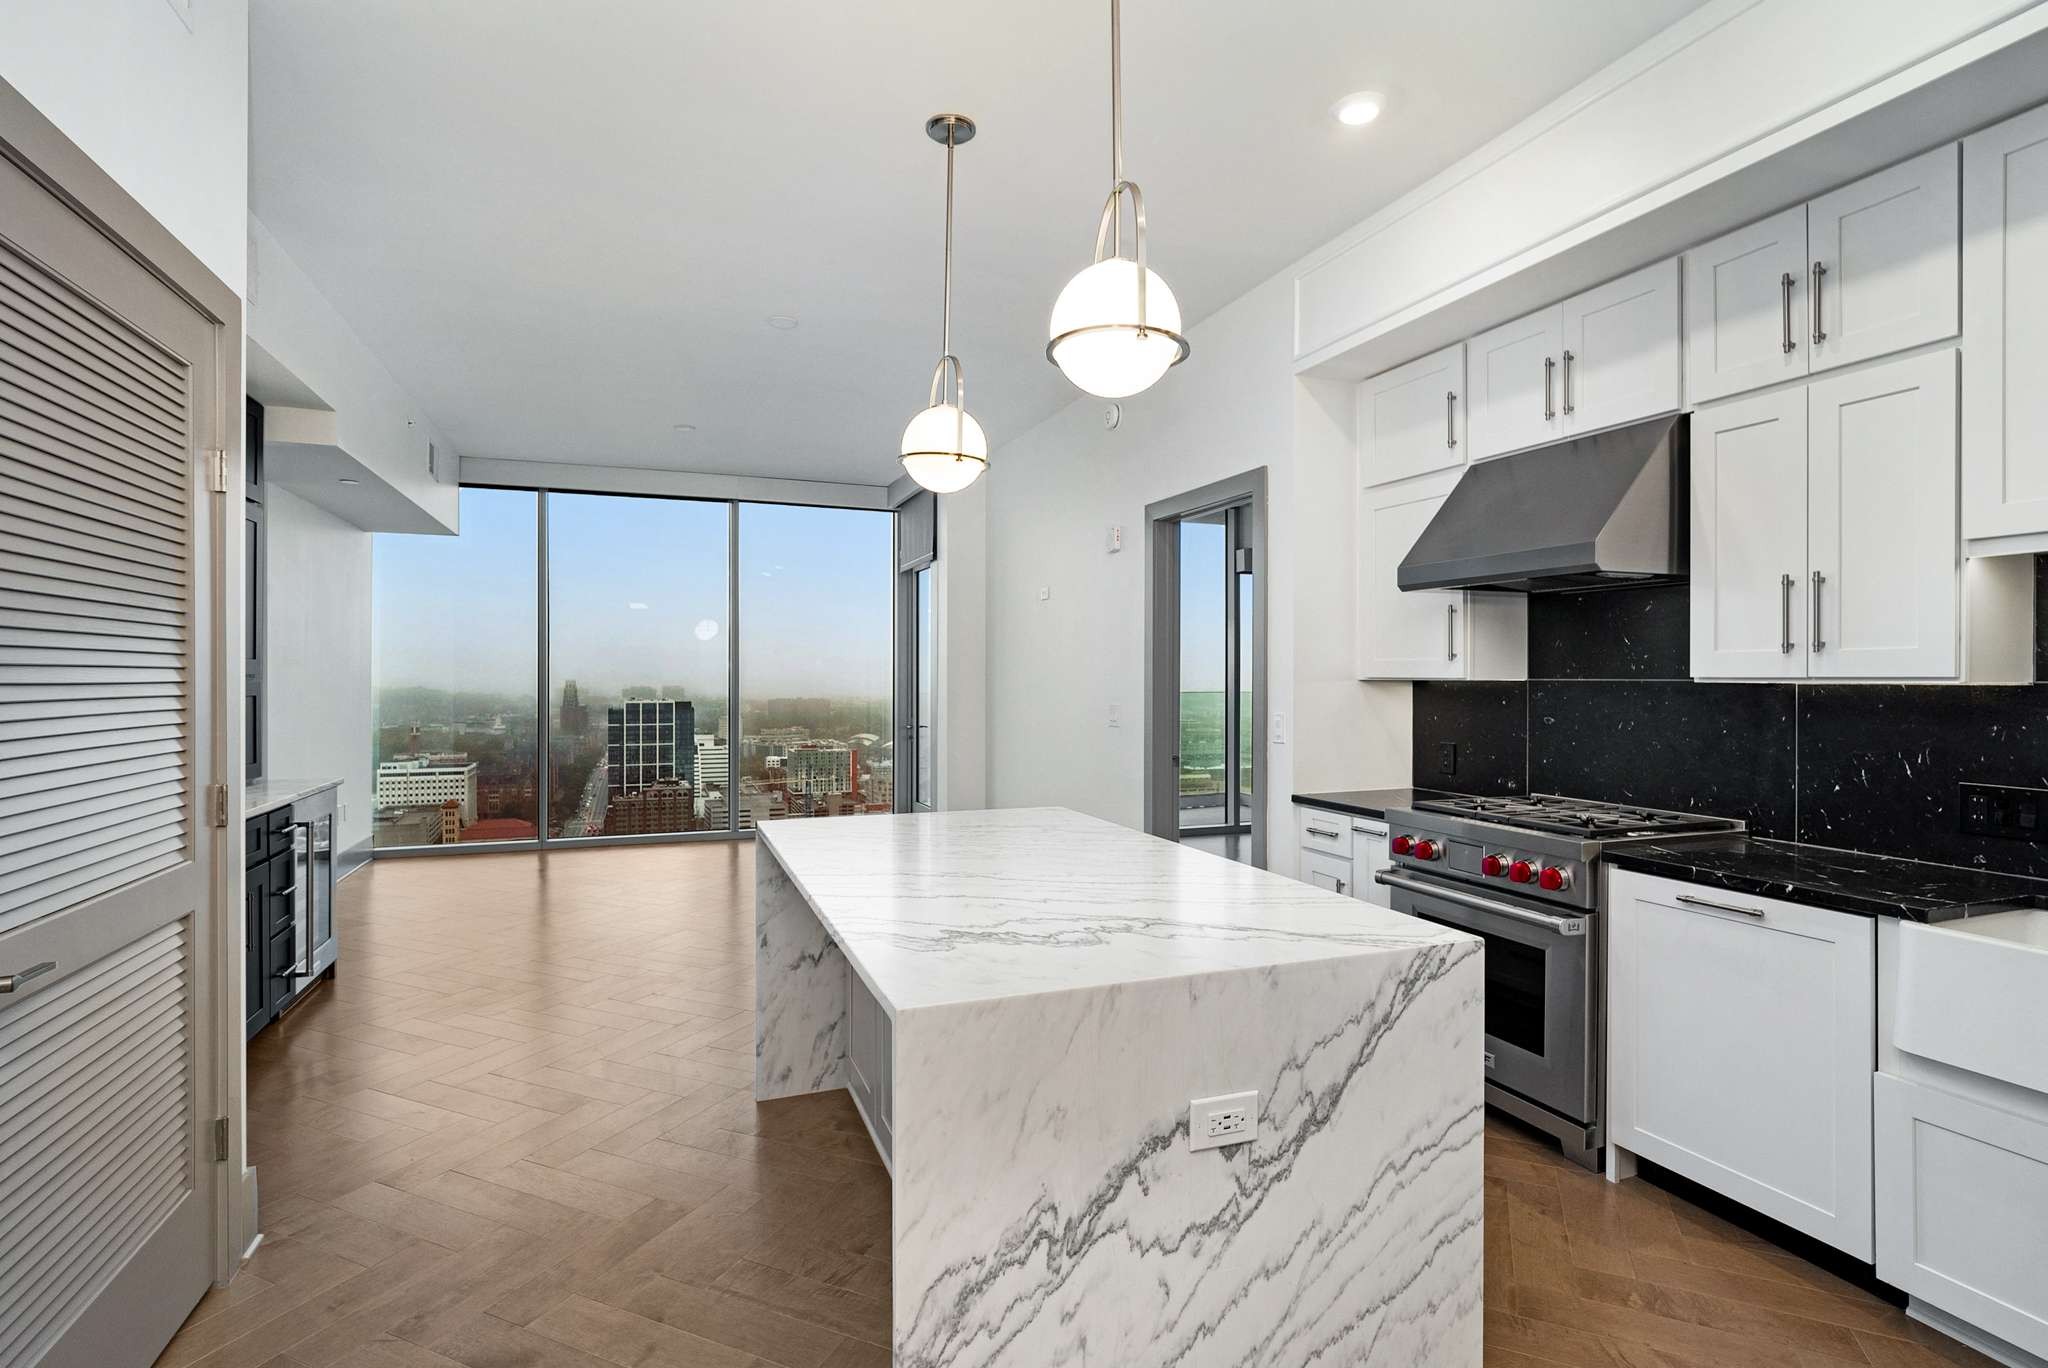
xmin=0 ymin=141 xmax=219 ymax=1368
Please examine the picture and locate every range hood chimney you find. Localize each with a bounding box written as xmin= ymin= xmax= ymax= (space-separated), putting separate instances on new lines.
xmin=1398 ymin=414 xmax=1688 ymax=594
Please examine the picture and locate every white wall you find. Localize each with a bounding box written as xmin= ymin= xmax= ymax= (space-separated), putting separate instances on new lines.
xmin=249 ymin=216 xmax=460 ymax=531
xmin=935 ymin=479 xmax=988 ymax=811
xmin=264 ymin=488 xmax=374 ymax=853
xmin=0 ymin=0 xmax=248 ymax=297
xmin=984 ymin=278 xmax=1411 ymax=874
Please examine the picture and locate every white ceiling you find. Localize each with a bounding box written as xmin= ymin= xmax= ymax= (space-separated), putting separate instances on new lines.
xmin=250 ymin=0 xmax=1706 ymax=488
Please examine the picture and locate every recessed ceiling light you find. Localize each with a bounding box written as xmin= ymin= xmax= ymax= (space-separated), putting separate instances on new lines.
xmin=337 ymin=477 xmax=360 ymax=486
xmin=1332 ymin=91 xmax=1385 ymax=127
xmin=767 ymin=314 xmax=800 ymax=330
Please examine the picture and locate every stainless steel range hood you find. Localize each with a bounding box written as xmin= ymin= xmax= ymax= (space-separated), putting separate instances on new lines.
xmin=1398 ymin=414 xmax=1687 ymax=594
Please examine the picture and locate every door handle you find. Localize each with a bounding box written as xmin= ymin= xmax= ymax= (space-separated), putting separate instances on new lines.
xmin=1781 ymin=272 xmax=1796 ymax=354
xmin=1780 ymin=573 xmax=1795 ymax=654
xmin=1676 ymin=893 xmax=1766 ymax=920
xmin=1811 ymin=571 xmax=1826 ymax=653
xmin=1811 ymin=261 xmax=1827 ymax=345
xmin=1561 ymin=350 xmax=1576 ymax=416
xmin=1445 ymin=390 xmax=1457 ymax=449
xmin=1542 ymin=356 xmax=1556 ymax=420
xmin=1446 ymin=603 xmax=1459 ymax=661
xmin=0 ymin=960 xmax=55 ymax=993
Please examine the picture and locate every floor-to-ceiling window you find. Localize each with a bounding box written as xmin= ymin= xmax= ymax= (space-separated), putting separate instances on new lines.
xmin=737 ymin=503 xmax=894 ymax=824
xmin=371 ymin=488 xmax=892 ymax=848
xmin=371 ymin=487 xmax=539 ymax=848
xmin=545 ymin=492 xmax=730 ymax=837
xmin=1177 ymin=516 xmax=1229 ymax=831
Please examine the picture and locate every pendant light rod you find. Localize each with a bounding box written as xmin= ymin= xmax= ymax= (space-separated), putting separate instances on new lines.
xmin=1110 ymin=0 xmax=1124 ymax=256
xmin=941 ymin=121 xmax=955 ymax=358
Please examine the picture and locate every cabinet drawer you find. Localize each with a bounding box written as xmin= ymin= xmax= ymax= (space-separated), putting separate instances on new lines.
xmin=266 ymin=806 xmax=295 ymax=859
xmin=1876 ymin=1073 xmax=2048 ymax=1358
xmin=1295 ymin=807 xmax=1353 ymax=859
xmin=266 ymin=923 xmax=297 ymax=980
xmin=245 ymin=816 xmax=267 ymax=867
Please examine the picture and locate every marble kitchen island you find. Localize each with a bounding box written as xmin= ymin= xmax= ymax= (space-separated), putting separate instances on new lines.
xmin=754 ymin=806 xmax=1485 ymax=1367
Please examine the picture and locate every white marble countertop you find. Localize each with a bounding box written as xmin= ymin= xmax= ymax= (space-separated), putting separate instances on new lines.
xmin=755 ymin=805 xmax=1471 ymax=1014
xmin=244 ymin=776 xmax=342 ymax=819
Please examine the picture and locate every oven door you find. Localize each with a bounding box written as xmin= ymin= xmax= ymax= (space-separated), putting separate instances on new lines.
xmin=1376 ymin=868 xmax=1593 ymax=1126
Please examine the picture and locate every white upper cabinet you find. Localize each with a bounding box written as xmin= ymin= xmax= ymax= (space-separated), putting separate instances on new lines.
xmin=1357 ymin=344 xmax=1464 ymax=487
xmin=1355 ymin=470 xmax=1526 ymax=681
xmin=1683 ymin=205 xmax=1810 ymax=404
xmin=1690 ymin=387 xmax=1809 ymax=679
xmin=1557 ymin=258 xmax=1681 ymax=435
xmin=1807 ymin=351 xmax=1958 ymax=679
xmin=1807 ymin=143 xmax=1959 ymax=374
xmin=1687 ymin=150 xmax=1961 ymax=405
xmin=1963 ymin=103 xmax=2048 ymax=551
xmin=1467 ymin=306 xmax=1563 ymax=459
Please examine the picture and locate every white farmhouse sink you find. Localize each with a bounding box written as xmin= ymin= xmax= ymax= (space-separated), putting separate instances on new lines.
xmin=1896 ymin=907 xmax=2048 ymax=1095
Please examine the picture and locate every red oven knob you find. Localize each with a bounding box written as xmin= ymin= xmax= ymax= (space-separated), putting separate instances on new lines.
xmin=1507 ymin=859 xmax=1535 ymax=884
xmin=1412 ymin=839 xmax=1440 ymax=862
xmin=1480 ymin=854 xmax=1506 ymax=878
xmin=1538 ymin=865 xmax=1571 ymax=892
xmin=1390 ymin=835 xmax=1414 ymax=856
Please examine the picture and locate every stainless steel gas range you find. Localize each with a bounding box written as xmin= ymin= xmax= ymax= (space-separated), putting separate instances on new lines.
xmin=1376 ymin=793 xmax=1743 ymax=1169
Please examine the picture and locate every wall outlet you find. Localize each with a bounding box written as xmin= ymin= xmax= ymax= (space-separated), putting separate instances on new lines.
xmin=1189 ymin=1090 xmax=1259 ymax=1153
xmin=1439 ymin=741 xmax=1458 ymax=776
xmin=1038 ymin=586 xmax=1051 ymax=602
xmin=1107 ymin=703 xmax=1121 ymax=729
xmin=1106 ymin=525 xmax=1124 ymax=554
xmin=1960 ymin=782 xmax=2048 ymax=840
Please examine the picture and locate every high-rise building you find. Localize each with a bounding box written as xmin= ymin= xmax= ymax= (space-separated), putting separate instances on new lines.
xmin=604 ymin=781 xmax=693 ymax=835
xmin=692 ymin=734 xmax=728 ymax=818
xmin=607 ymin=698 xmax=695 ymax=796
xmin=784 ymin=742 xmax=854 ymax=796
xmin=559 ymin=679 xmax=589 ymax=741
xmin=375 ymin=754 xmax=479 ymax=825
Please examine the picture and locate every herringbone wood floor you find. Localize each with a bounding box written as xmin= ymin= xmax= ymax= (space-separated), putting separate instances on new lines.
xmin=158 ymin=840 xmax=1994 ymax=1368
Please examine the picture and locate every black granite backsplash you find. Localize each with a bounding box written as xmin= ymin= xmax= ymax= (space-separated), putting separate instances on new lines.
xmin=1413 ymin=556 xmax=2048 ymax=876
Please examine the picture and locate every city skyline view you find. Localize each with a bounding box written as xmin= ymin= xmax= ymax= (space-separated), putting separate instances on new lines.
xmin=370 ymin=488 xmax=896 ymax=847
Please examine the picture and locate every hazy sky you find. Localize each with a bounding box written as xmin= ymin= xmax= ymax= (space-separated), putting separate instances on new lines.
xmin=373 ymin=487 xmax=892 ymax=699
xmin=1179 ymin=519 xmax=1228 ymax=692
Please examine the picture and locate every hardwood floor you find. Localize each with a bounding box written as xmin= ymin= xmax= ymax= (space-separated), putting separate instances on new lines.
xmin=161 ymin=839 xmax=1994 ymax=1368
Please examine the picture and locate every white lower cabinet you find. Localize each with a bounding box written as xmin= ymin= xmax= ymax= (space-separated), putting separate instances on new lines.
xmin=1875 ymin=1074 xmax=2048 ymax=1358
xmin=846 ymin=963 xmax=892 ymax=1168
xmin=1607 ymin=871 xmax=1875 ymax=1258
xmin=1355 ymin=819 xmax=1392 ymax=908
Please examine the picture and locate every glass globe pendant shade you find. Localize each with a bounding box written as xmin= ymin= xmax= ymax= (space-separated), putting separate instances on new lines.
xmin=1047 ymin=257 xmax=1186 ymax=399
xmin=900 ymin=402 xmax=988 ymax=494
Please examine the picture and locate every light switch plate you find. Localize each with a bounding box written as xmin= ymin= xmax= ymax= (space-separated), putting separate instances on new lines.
xmin=1189 ymin=1090 xmax=1258 ymax=1152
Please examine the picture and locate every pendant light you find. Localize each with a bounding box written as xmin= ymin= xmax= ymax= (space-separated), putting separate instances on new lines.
xmin=900 ymin=114 xmax=988 ymax=495
xmin=1047 ymin=0 xmax=1189 ymax=399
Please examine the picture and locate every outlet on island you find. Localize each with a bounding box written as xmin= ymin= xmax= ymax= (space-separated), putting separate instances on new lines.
xmin=1188 ymin=1089 xmax=1259 ymax=1153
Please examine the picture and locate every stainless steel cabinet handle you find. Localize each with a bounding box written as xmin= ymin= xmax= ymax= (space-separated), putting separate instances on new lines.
xmin=1445 ymin=390 xmax=1458 ymax=449
xmin=1306 ymin=826 xmax=1341 ymax=841
xmin=1446 ymin=603 xmax=1459 ymax=661
xmin=1780 ymin=573 xmax=1795 ymax=654
xmin=1811 ymin=261 xmax=1827 ymax=345
xmin=1676 ymin=893 xmax=1766 ymax=919
xmin=1811 ymin=570 xmax=1826 ymax=652
xmin=1561 ymin=350 xmax=1576 ymax=416
xmin=1543 ymin=356 xmax=1556 ymax=420
xmin=1335 ymin=878 xmax=1347 ymax=896
xmin=0 ymin=960 xmax=55 ymax=993
xmin=1781 ymin=272 xmax=1796 ymax=354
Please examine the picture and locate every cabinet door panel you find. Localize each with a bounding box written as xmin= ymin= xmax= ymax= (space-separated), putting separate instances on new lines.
xmin=1963 ymin=105 xmax=2048 ymax=544
xmin=1560 ymin=258 xmax=1680 ymax=435
xmin=1468 ymin=307 xmax=1562 ymax=459
xmin=1684 ymin=205 xmax=1808 ymax=403
xmin=1358 ymin=344 xmax=1464 ymax=487
xmin=1358 ymin=473 xmax=1464 ymax=679
xmin=1610 ymin=873 xmax=1874 ymax=1258
xmin=1690 ymin=389 xmax=1808 ymax=678
xmin=1809 ymin=144 xmax=1959 ymax=374
xmin=1299 ymin=848 xmax=1353 ymax=898
xmin=1808 ymin=351 xmax=1958 ymax=679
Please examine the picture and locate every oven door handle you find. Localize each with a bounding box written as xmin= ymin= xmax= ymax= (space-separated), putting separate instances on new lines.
xmin=1374 ymin=870 xmax=1587 ymax=937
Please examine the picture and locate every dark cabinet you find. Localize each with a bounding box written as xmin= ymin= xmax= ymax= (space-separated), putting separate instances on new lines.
xmin=244 ymin=785 xmax=339 ymax=1039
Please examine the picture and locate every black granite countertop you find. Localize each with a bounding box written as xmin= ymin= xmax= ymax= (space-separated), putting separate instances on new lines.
xmin=1291 ymin=788 xmax=1453 ymax=822
xmin=1605 ymin=837 xmax=2048 ymax=922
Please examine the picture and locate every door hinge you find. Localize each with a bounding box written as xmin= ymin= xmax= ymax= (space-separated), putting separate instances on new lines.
xmin=207 ymin=782 xmax=229 ymax=828
xmin=212 ymin=1116 xmax=229 ymax=1162
xmin=207 ymin=448 xmax=229 ymax=494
